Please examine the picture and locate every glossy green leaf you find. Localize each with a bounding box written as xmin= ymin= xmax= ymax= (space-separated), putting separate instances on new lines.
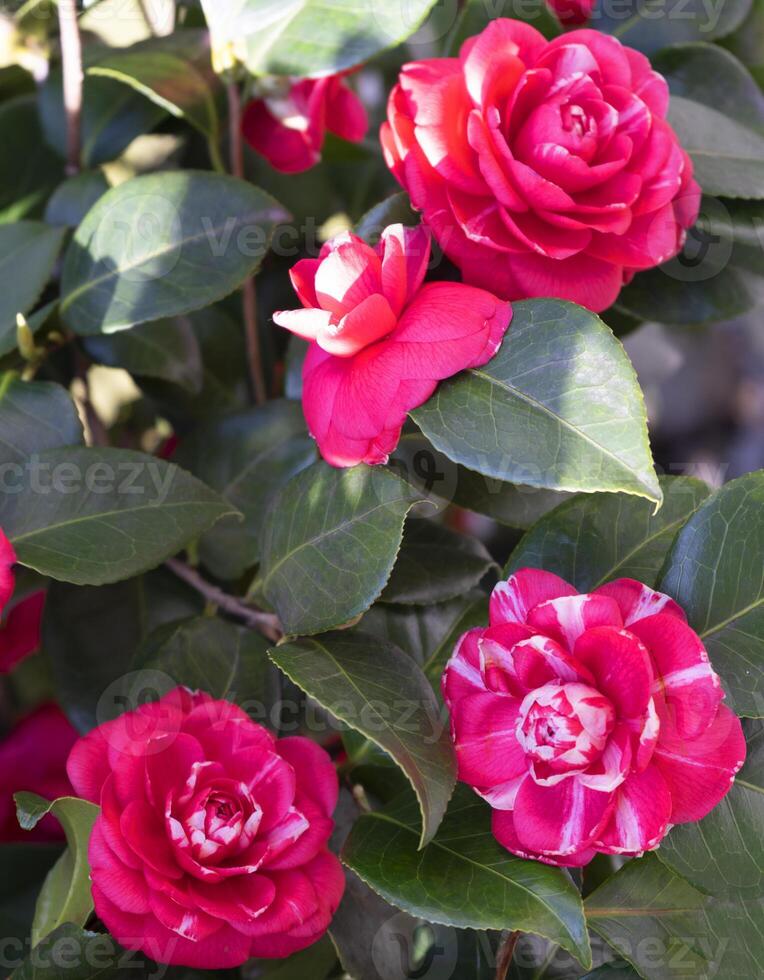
xmin=381 ymin=519 xmax=496 ymax=605
xmin=39 ymin=71 xmax=166 ymax=168
xmin=253 ymin=936 xmax=337 ymax=980
xmin=60 ymin=172 xmax=288 ymax=335
xmin=84 ymin=316 xmax=205 ymax=392
xmin=659 ymin=471 xmax=764 ymax=717
xmin=0 ymin=222 xmax=66 ymax=356
xmin=360 ymin=590 xmax=487 ymax=669
xmin=135 ymin=616 xmax=280 ymax=721
xmin=44 ymin=570 xmax=202 ymax=732
xmin=200 ymin=0 xmax=439 ymax=77
xmin=723 ymin=0 xmax=764 ymax=87
xmin=14 ymin=794 xmax=99 ymax=945
xmin=176 ymin=400 xmax=316 ymax=580
xmin=0 ymin=378 xmax=83 ymax=466
xmin=412 ymin=299 xmax=661 ymax=504
xmin=260 ymin=462 xmax=425 ymax=636
xmin=10 ymin=923 xmax=122 ymax=980
xmin=593 ymin=0 xmax=752 ymax=55
xmin=44 ymin=172 xmax=110 ymax=229
xmin=658 ymin=44 xmax=764 ymax=198
xmin=87 ymin=31 xmax=221 ymax=140
xmin=657 ymin=718 xmax=764 ymax=899
xmin=343 ymin=785 xmax=591 ymax=967
xmin=507 ymin=476 xmax=710 ymax=590
xmin=0 ymin=97 xmax=64 ymax=223
xmin=586 ymin=854 xmax=763 ymax=980
xmin=0 ymin=446 xmax=237 ymax=585
xmin=270 ymin=631 xmax=456 ymax=846
xmin=445 ymin=0 xmax=560 ymax=55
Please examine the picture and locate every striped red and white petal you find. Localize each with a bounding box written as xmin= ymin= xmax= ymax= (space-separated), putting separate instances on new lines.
xmin=479 ymin=630 xmax=587 ymax=695
xmin=442 ymin=628 xmax=489 ymax=706
xmin=594 ymin=764 xmax=672 ymax=855
xmin=450 ymin=692 xmax=526 ymax=788
xmin=629 ymin=613 xmax=723 ymax=740
xmin=527 ymin=593 xmax=622 ymax=651
xmin=574 ymin=626 xmax=654 ymax=720
xmin=489 ymin=569 xmax=577 ymax=627
xmin=578 ymin=721 xmax=633 ymax=792
xmin=511 ymin=775 xmax=614 ymax=858
xmin=477 ymin=622 xmax=535 ymax=695
xmin=653 ymin=703 xmax=746 ymax=823
xmin=593 ymin=578 xmax=686 ymax=627
xmin=492 ymin=807 xmax=598 ymax=867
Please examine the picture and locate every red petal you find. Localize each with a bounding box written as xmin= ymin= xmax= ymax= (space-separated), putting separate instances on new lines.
xmin=443 ymin=628 xmax=488 ymax=705
xmin=594 ymin=764 xmax=672 ymax=855
xmin=378 ymin=223 xmax=431 ymax=316
xmin=512 ymin=776 xmax=613 ymax=857
xmin=276 ymin=736 xmax=339 ymax=817
xmin=325 ymin=78 xmax=368 ymax=143
xmin=527 ymin=594 xmax=623 ymax=651
xmin=450 ymin=692 xmax=526 ymax=788
xmin=593 ymin=579 xmax=686 ymax=627
xmin=574 ymin=625 xmax=654 ymax=719
xmin=0 ymin=590 xmax=45 ymax=673
xmin=492 ymin=806 xmax=598 ymax=866
xmin=0 ymin=529 xmax=15 ymax=609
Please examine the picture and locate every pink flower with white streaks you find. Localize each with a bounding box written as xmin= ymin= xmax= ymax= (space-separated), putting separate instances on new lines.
xmin=0 ymin=528 xmax=45 ymax=674
xmin=442 ymin=569 xmax=746 ymax=866
xmin=242 ymin=73 xmax=368 ymax=173
xmin=66 ymin=688 xmax=344 ymax=968
xmin=547 ymin=0 xmax=595 ymax=25
xmin=274 ymin=223 xmax=511 ymax=467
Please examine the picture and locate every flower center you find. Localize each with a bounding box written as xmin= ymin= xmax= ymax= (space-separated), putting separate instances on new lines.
xmin=517 ymin=682 xmax=615 ymax=777
xmin=181 ymin=779 xmax=261 ymax=863
xmin=561 ymin=103 xmax=591 ymax=139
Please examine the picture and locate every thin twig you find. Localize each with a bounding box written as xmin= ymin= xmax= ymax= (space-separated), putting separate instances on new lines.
xmin=495 ymin=933 xmax=520 ymax=980
xmin=57 ymin=0 xmax=83 ymax=176
xmin=227 ymin=81 xmax=267 ymax=405
xmin=166 ymin=558 xmax=282 ymax=643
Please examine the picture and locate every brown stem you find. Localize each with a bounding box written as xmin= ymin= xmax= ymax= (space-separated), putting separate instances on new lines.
xmin=227 ymin=81 xmax=267 ymax=405
xmin=495 ymin=932 xmax=520 ymax=980
xmin=166 ymin=558 xmax=282 ymax=643
xmin=57 ymin=0 xmax=83 ymax=176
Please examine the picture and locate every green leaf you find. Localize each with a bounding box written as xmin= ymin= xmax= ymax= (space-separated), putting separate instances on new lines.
xmin=594 ymin=0 xmax=753 ymax=55
xmin=0 ymin=222 xmax=66 ymax=356
xmin=0 ymin=378 xmax=83 ymax=466
xmin=39 ymin=70 xmax=166 ymax=168
xmin=422 ymin=593 xmax=489 ymax=690
xmin=86 ymin=31 xmax=221 ymax=140
xmin=14 ymin=794 xmax=99 ymax=945
xmin=659 ymin=471 xmax=764 ymax=717
xmin=253 ymin=936 xmax=337 ymax=980
xmin=723 ymin=0 xmax=764 ymax=87
xmin=260 ymin=461 xmax=424 ymax=636
xmin=381 ymin=519 xmax=496 ymax=605
xmin=586 ymin=854 xmax=763 ymax=980
xmin=656 ymin=718 xmax=764 ymax=899
xmin=10 ymin=923 xmax=122 ymax=980
xmin=342 ymin=784 xmax=591 ymax=967
xmin=0 ymin=446 xmax=237 ymax=585
xmin=44 ymin=570 xmax=202 ymax=732
xmin=657 ymin=44 xmax=764 ymax=198
xmin=0 ymin=96 xmax=64 ymax=223
xmin=0 ymin=845 xmax=63 ymax=946
xmin=359 ymin=590 xmax=487 ymax=668
xmin=412 ymin=299 xmax=661 ymax=504
xmin=355 ymin=192 xmax=419 ymax=244
xmin=391 ymin=432 xmax=571 ymax=529
xmin=134 ymin=616 xmax=280 ymax=720
xmin=176 ymin=400 xmax=316 ymax=580
xmin=270 ymin=631 xmax=455 ymax=846
xmin=43 ymin=172 xmax=110 ymax=229
xmin=614 ymin=195 xmax=764 ymax=326
xmin=507 ymin=476 xmax=710 ymax=590
xmin=200 ymin=0 xmax=439 ymax=76
xmin=60 ymin=171 xmax=288 ymax=335
xmin=85 ymin=317 xmax=205 ymax=392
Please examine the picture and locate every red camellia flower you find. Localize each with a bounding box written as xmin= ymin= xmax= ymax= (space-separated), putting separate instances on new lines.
xmin=442 ymin=569 xmax=746 ymax=866
xmin=66 ymin=688 xmax=344 ymax=968
xmin=547 ymin=0 xmax=595 ymax=25
xmin=381 ymin=20 xmax=701 ymax=312
xmin=242 ymin=74 xmax=368 ymax=173
xmin=274 ymin=223 xmax=511 ymax=466
xmin=0 ymin=703 xmax=77 ymax=842
xmin=0 ymin=528 xmax=45 ymax=674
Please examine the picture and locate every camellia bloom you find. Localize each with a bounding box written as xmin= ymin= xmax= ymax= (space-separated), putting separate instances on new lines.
xmin=0 ymin=703 xmax=77 ymax=842
xmin=0 ymin=528 xmax=45 ymax=674
xmin=242 ymin=74 xmax=368 ymax=173
xmin=67 ymin=688 xmax=344 ymax=967
xmin=442 ymin=569 xmax=746 ymax=866
xmin=381 ymin=20 xmax=700 ymax=312
xmin=547 ymin=0 xmax=595 ymax=25
xmin=274 ymin=223 xmax=511 ymax=466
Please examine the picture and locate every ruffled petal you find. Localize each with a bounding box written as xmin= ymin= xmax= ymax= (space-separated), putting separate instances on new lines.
xmin=489 ymin=569 xmax=577 ymax=627
xmin=512 ymin=776 xmax=614 ymax=858
xmin=594 ymin=763 xmax=672 ymax=855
